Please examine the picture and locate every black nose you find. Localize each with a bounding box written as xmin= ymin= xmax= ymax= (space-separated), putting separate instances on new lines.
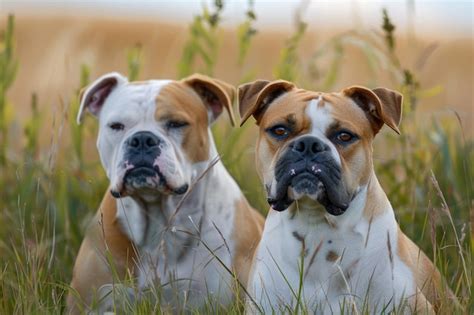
xmin=291 ymin=136 xmax=329 ymax=157
xmin=127 ymin=131 xmax=160 ymax=150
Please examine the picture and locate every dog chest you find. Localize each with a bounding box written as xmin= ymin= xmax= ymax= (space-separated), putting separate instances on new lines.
xmin=251 ymin=208 xmax=419 ymax=313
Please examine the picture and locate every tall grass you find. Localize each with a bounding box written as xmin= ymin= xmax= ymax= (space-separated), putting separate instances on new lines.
xmin=0 ymin=1 xmax=472 ymax=313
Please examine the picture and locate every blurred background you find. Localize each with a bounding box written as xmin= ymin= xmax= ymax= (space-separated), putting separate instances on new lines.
xmin=2 ymin=1 xmax=473 ymax=124
xmin=0 ymin=0 xmax=472 ymax=313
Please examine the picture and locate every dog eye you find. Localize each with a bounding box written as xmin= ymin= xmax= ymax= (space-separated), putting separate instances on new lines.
xmin=109 ymin=122 xmax=125 ymax=131
xmin=335 ymin=131 xmax=358 ymax=144
xmin=338 ymin=132 xmax=352 ymax=142
xmin=166 ymin=120 xmax=189 ymax=129
xmin=267 ymin=125 xmax=290 ymax=140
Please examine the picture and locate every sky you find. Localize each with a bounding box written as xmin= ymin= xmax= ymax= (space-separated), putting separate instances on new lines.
xmin=2 ymin=0 xmax=473 ymax=38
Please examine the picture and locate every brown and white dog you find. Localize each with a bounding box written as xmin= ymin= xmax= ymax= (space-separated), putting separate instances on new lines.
xmin=67 ymin=72 xmax=264 ymax=313
xmin=238 ymin=80 xmax=457 ymax=314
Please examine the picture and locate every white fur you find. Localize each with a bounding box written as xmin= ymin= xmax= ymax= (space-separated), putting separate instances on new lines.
xmin=248 ymin=186 xmax=417 ymax=314
xmin=115 ymin=150 xmax=242 ymax=309
xmin=306 ymin=97 xmax=341 ymax=165
xmin=76 ymin=72 xmax=128 ymax=124
xmin=90 ymin=76 xmax=244 ymax=310
xmin=94 ymin=79 xmax=182 ymax=193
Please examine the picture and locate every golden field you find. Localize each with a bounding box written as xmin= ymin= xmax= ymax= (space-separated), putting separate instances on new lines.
xmin=5 ymin=15 xmax=473 ymax=130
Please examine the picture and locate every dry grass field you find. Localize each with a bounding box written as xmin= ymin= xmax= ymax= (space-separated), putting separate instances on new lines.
xmin=6 ymin=15 xmax=474 ymax=124
xmin=0 ymin=3 xmax=472 ymax=313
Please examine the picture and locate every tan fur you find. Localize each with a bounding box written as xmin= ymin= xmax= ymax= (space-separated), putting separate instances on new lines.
xmin=254 ymin=89 xmax=315 ymax=182
xmin=67 ymin=192 xmax=137 ymax=314
xmin=156 ymin=82 xmax=211 ymax=162
xmin=155 ymin=75 xmax=236 ymax=163
xmin=238 ymin=80 xmax=295 ymax=125
xmin=183 ymin=73 xmax=236 ymax=126
xmin=397 ymin=227 xmax=460 ymax=313
xmin=326 ymin=250 xmax=339 ymax=262
xmin=360 ymin=173 xmax=389 ymax=221
xmin=342 ymin=86 xmax=403 ymax=134
xmin=231 ymin=198 xmax=265 ymax=288
xmin=323 ymin=93 xmax=376 ymax=191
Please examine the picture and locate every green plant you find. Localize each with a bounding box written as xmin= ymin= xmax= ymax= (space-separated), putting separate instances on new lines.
xmin=0 ymin=14 xmax=18 ymax=166
xmin=273 ymin=12 xmax=307 ymax=82
xmin=127 ymin=44 xmax=142 ymax=81
xmin=178 ymin=0 xmax=224 ymax=78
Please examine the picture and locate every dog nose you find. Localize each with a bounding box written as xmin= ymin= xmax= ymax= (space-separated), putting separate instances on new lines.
xmin=291 ymin=136 xmax=329 ymax=157
xmin=128 ymin=131 xmax=160 ymax=150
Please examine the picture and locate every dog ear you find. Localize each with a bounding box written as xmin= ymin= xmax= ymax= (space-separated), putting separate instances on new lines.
xmin=343 ymin=85 xmax=403 ymax=135
xmin=76 ymin=72 xmax=128 ymax=124
xmin=238 ymin=80 xmax=295 ymax=126
xmin=182 ymin=74 xmax=236 ymax=126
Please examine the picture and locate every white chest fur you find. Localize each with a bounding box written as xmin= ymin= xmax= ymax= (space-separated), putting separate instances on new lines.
xmin=115 ymin=152 xmax=244 ymax=309
xmin=248 ymin=186 xmax=417 ymax=314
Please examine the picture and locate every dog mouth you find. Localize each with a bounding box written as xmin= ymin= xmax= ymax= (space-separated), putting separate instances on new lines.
xmin=110 ymin=165 xmax=189 ymax=198
xmin=290 ymin=172 xmax=324 ymax=197
xmin=268 ymin=162 xmax=349 ymax=216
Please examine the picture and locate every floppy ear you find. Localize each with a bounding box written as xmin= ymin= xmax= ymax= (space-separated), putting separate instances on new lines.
xmin=343 ymin=85 xmax=403 ymax=135
xmin=182 ymin=73 xmax=236 ymax=126
xmin=238 ymin=79 xmax=295 ymax=126
xmin=76 ymin=72 xmax=128 ymax=124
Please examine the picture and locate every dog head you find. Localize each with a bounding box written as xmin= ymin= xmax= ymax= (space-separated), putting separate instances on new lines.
xmin=239 ymin=80 xmax=402 ymax=215
xmin=78 ymin=72 xmax=235 ymax=201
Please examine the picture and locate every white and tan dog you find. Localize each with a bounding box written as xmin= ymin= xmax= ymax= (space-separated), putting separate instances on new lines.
xmin=67 ymin=72 xmax=264 ymax=313
xmin=238 ymin=80 xmax=457 ymax=314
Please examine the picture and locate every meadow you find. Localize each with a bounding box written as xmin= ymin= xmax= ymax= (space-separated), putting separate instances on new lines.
xmin=0 ymin=1 xmax=472 ymax=313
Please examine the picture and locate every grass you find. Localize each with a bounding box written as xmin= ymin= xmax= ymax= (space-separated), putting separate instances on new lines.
xmin=0 ymin=1 xmax=472 ymax=314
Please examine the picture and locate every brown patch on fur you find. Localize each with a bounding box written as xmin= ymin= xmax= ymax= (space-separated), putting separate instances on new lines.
xmin=326 ymin=250 xmax=339 ymax=262
xmin=238 ymin=80 xmax=295 ymax=125
xmin=323 ymin=93 xmax=374 ymax=138
xmin=68 ymin=192 xmax=137 ymax=314
xmin=361 ymin=174 xmax=391 ymax=220
xmin=323 ymin=93 xmax=375 ymax=193
xmin=155 ymin=81 xmax=210 ymax=163
xmin=183 ymin=74 xmax=236 ymax=126
xmin=397 ymin=226 xmax=459 ymax=313
xmin=255 ymin=89 xmax=316 ymax=179
xmin=342 ymin=86 xmax=403 ymax=134
xmin=258 ymin=89 xmax=317 ymax=133
xmin=231 ymin=197 xmax=264 ymax=289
